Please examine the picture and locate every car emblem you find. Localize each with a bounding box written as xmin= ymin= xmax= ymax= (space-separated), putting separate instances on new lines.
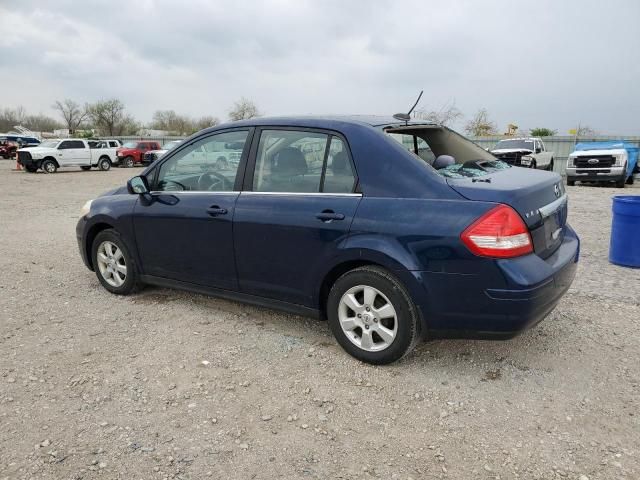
xmin=554 ymin=184 xmax=560 ymax=198
xmin=588 ymin=158 xmax=599 ymax=164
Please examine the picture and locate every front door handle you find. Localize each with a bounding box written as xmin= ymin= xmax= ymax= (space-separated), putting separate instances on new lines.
xmin=316 ymin=210 xmax=345 ymax=222
xmin=206 ymin=206 xmax=228 ymax=216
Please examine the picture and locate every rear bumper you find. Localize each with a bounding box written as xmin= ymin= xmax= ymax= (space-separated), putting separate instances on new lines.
xmin=416 ymin=225 xmax=580 ymax=339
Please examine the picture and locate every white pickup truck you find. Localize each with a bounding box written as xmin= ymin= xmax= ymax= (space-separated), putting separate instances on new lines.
xmin=490 ymin=137 xmax=555 ymax=170
xmin=17 ymin=139 xmax=120 ymax=173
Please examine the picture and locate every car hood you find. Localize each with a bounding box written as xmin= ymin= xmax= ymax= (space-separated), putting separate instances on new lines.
xmin=569 ymin=148 xmax=626 ymax=157
xmin=18 ymin=146 xmax=55 ymax=153
xmin=490 ymin=148 xmax=533 ymax=154
xmin=117 ymin=148 xmax=137 ymax=154
xmin=99 ymin=185 xmax=129 ymax=197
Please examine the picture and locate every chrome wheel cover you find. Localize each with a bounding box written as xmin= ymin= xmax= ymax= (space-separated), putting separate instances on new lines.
xmin=338 ymin=285 xmax=398 ymax=352
xmin=96 ymin=241 xmax=127 ymax=287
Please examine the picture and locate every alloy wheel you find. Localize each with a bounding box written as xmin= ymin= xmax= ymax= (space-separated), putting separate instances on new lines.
xmin=96 ymin=241 xmax=127 ymax=287
xmin=338 ymin=285 xmax=398 ymax=352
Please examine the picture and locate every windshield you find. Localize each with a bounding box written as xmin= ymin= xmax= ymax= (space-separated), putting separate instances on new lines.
xmin=123 ymin=141 xmax=138 ymax=148
xmin=494 ymin=139 xmax=534 ymax=150
xmin=38 ymin=140 xmax=60 ymax=148
xmin=164 ymin=141 xmax=181 ymax=150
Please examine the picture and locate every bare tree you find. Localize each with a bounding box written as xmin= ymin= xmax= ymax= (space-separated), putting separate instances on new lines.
xmin=87 ymin=99 xmax=128 ymax=136
xmin=228 ymin=97 xmax=261 ymax=121
xmin=415 ymin=100 xmax=463 ymax=126
xmin=575 ymin=125 xmax=597 ymax=136
xmin=464 ymin=108 xmax=498 ymax=136
xmin=53 ymin=99 xmax=88 ymax=133
xmin=24 ymin=114 xmax=62 ymax=132
xmin=194 ymin=116 xmax=220 ymax=132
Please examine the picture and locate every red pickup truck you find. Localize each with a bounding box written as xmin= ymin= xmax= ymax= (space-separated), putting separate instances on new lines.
xmin=115 ymin=141 xmax=161 ymax=167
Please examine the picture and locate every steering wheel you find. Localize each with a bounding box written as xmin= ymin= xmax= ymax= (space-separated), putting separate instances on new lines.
xmin=197 ymin=172 xmax=233 ymax=191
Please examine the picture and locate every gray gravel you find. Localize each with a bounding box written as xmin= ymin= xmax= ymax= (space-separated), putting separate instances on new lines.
xmin=1 ymin=161 xmax=639 ymax=479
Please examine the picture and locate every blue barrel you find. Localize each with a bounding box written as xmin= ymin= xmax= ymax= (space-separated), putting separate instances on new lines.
xmin=609 ymin=195 xmax=640 ymax=267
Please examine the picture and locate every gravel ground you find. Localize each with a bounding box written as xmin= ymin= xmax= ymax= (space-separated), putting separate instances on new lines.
xmin=1 ymin=161 xmax=639 ymax=480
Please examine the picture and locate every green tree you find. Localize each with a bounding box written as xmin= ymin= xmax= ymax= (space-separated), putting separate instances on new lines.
xmin=530 ymin=127 xmax=557 ymax=137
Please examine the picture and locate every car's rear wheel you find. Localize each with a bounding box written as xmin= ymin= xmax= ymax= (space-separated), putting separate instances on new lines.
xmin=98 ymin=157 xmax=111 ymax=171
xmin=92 ymin=229 xmax=140 ymax=295
xmin=327 ymin=266 xmax=420 ymax=364
xmin=81 ymin=166 xmax=91 ymax=171
xmin=41 ymin=159 xmax=57 ymax=173
xmin=547 ymin=159 xmax=554 ymax=171
xmin=123 ymin=156 xmax=134 ymax=168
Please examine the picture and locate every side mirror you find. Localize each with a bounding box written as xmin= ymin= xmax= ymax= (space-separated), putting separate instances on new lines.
xmin=127 ymin=175 xmax=150 ymax=194
xmin=535 ymin=148 xmax=542 ymax=154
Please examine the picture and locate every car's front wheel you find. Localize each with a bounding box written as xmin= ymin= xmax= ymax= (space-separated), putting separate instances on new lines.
xmin=123 ymin=156 xmax=135 ymax=168
xmin=92 ymin=229 xmax=140 ymax=295
xmin=41 ymin=159 xmax=57 ymax=173
xmin=327 ymin=266 xmax=420 ymax=364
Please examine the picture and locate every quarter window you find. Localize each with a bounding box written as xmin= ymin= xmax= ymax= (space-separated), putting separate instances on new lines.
xmin=252 ymin=130 xmax=355 ymax=193
xmin=155 ymin=130 xmax=248 ymax=192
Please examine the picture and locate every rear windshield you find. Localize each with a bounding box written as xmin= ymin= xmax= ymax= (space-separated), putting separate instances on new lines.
xmin=385 ymin=127 xmax=510 ymax=178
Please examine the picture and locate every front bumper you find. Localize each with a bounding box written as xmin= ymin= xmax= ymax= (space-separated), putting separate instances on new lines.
xmin=76 ymin=215 xmax=92 ymax=270
xmin=416 ymin=224 xmax=580 ymax=339
xmin=566 ymin=165 xmax=625 ymax=182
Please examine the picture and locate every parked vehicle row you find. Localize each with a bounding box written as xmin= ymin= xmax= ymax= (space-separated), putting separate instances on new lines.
xmin=17 ymin=138 xmax=122 ymax=173
xmin=77 ymin=116 xmax=578 ymax=364
xmin=1 ymin=135 xmax=41 ymax=158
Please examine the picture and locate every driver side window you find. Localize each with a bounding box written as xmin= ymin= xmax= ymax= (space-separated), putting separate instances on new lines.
xmin=155 ymin=130 xmax=248 ymax=192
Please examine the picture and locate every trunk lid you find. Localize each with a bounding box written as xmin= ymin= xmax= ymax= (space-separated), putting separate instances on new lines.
xmin=447 ymin=167 xmax=567 ymax=258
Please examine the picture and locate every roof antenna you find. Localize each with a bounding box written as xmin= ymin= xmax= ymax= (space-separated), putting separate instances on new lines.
xmin=393 ymin=90 xmax=423 ymax=125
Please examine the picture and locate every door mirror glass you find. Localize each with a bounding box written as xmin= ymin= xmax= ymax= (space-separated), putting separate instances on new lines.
xmin=128 ymin=176 xmax=149 ymax=194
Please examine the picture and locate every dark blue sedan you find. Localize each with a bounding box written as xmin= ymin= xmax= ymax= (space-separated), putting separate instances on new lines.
xmin=76 ymin=116 xmax=579 ymax=364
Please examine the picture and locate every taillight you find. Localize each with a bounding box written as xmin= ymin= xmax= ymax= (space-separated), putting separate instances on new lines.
xmin=461 ymin=204 xmax=533 ymax=258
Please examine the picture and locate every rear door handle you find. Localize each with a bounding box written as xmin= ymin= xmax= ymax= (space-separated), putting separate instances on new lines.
xmin=206 ymin=206 xmax=228 ymax=216
xmin=316 ymin=210 xmax=345 ymax=222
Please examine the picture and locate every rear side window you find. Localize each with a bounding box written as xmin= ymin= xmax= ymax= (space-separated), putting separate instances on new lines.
xmin=252 ymin=130 xmax=355 ymax=193
xmin=109 ymin=141 xmax=118 ymax=148
xmin=59 ymin=140 xmax=85 ymax=149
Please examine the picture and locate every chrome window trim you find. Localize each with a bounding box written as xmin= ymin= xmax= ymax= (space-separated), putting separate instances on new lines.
xmin=149 ymin=190 xmax=239 ymax=195
xmin=241 ymin=191 xmax=363 ymax=197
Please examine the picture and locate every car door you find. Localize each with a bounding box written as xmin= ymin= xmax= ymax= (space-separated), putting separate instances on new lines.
xmin=56 ymin=140 xmax=84 ymax=165
xmin=132 ymin=128 xmax=253 ymax=290
xmin=234 ymin=128 xmax=362 ymax=307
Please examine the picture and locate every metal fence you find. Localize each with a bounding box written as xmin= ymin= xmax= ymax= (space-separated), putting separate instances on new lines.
xmin=103 ymin=134 xmax=640 ymax=176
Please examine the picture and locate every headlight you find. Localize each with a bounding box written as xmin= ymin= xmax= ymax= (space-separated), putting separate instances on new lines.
xmin=80 ymin=199 xmax=93 ymax=218
xmin=521 ymin=155 xmax=533 ymax=165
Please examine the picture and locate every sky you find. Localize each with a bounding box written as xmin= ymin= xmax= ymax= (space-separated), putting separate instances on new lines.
xmin=1 ymin=0 xmax=639 ymax=135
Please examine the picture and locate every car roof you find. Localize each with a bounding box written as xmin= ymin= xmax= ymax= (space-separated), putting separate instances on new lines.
xmin=221 ymin=115 xmax=440 ymax=129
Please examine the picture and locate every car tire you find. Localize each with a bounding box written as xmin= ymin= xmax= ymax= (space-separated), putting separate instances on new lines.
xmin=567 ymin=179 xmax=575 ymax=186
xmin=626 ymin=174 xmax=634 ymax=185
xmin=81 ymin=166 xmax=91 ymax=171
xmin=41 ymin=159 xmax=57 ymax=174
xmin=547 ymin=159 xmax=554 ymax=171
xmin=92 ymin=229 xmax=141 ymax=295
xmin=124 ymin=156 xmax=134 ymax=168
xmin=530 ymin=159 xmax=537 ymax=169
xmin=327 ymin=266 xmax=420 ymax=365
xmin=25 ymin=165 xmax=38 ymax=173
xmin=615 ymin=178 xmax=626 ymax=188
xmin=98 ymin=157 xmax=111 ymax=171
